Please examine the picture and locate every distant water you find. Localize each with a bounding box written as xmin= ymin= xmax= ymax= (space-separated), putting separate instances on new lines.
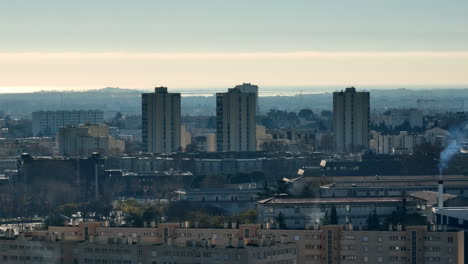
xmin=172 ymin=85 xmax=468 ymax=97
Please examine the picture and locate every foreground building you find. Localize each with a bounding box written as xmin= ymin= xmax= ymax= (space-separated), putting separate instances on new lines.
xmin=142 ymin=87 xmax=181 ymax=154
xmin=216 ymin=86 xmax=257 ymax=152
xmin=0 ymin=221 xmax=463 ymax=264
xmin=333 ymin=87 xmax=370 ymax=153
xmin=32 ymin=110 xmax=104 ymax=136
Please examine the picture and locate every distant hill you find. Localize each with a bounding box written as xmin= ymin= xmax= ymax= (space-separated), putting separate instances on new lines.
xmin=0 ymin=87 xmax=467 ymax=119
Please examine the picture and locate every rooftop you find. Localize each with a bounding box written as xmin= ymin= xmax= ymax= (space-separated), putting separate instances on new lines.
xmin=257 ymin=196 xmax=423 ymax=205
xmin=313 ymin=175 xmax=468 ymax=188
xmin=409 ymin=191 xmax=457 ymax=206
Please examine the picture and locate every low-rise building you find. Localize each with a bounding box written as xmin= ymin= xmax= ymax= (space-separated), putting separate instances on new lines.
xmin=179 ymin=183 xmax=261 ymax=214
xmin=317 ymin=175 xmax=468 ymax=198
xmin=256 ymin=196 xmax=427 ymax=228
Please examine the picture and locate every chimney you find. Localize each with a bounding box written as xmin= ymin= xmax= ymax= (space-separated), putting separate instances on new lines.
xmin=231 ymin=222 xmax=237 ymax=229
xmin=438 ymin=180 xmax=444 ymax=209
xmin=224 ymin=221 xmax=229 ymax=229
xmin=195 ymin=221 xmax=199 ymax=228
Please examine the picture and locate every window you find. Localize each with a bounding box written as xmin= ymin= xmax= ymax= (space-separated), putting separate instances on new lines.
xmin=362 ymin=235 xmax=368 ymax=242
xmin=362 ymin=246 xmax=368 ymax=252
xmin=377 ymin=246 xmax=383 ymax=252
xmin=377 ymin=257 xmax=384 ymax=263
xmin=363 ymin=256 xmax=369 ymax=262
xmin=244 ymin=229 xmax=250 ymax=239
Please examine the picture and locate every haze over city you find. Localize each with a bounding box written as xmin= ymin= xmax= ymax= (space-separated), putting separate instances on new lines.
xmin=1 ymin=0 xmax=467 ymax=92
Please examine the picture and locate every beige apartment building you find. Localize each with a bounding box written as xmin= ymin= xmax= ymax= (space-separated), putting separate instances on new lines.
xmin=333 ymin=87 xmax=370 ymax=153
xmin=0 ymin=221 xmax=462 ymax=264
xmin=56 ymin=124 xmax=125 ymax=157
xmin=142 ymin=87 xmax=181 ymax=154
xmin=216 ymin=86 xmax=257 ymax=152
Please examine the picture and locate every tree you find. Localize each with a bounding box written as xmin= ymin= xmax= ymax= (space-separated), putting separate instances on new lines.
xmin=366 ymin=208 xmax=380 ymax=230
xmin=116 ymin=199 xmax=145 ymax=227
xmin=330 ymin=205 xmax=338 ymax=225
xmin=321 ymin=210 xmax=329 ymax=225
xmin=276 ymin=212 xmax=286 ymax=229
xmin=300 ymin=185 xmax=314 ymax=198
xmin=235 ymin=209 xmax=257 ymax=224
xmin=276 ymin=180 xmax=289 ymax=195
xmin=184 ymin=143 xmax=198 ymax=153
xmin=142 ymin=206 xmax=162 ymax=224
xmin=298 ymin=109 xmax=314 ymax=120
xmin=56 ymin=203 xmax=84 ymax=217
xmin=258 ymin=180 xmax=272 ymax=199
xmin=404 ymin=143 xmax=442 ymax=175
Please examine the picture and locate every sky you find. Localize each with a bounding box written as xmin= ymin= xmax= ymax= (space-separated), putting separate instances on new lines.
xmin=0 ymin=0 xmax=467 ymax=93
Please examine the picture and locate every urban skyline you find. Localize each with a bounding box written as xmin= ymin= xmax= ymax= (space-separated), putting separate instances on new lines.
xmin=1 ymin=2 xmax=468 ymax=263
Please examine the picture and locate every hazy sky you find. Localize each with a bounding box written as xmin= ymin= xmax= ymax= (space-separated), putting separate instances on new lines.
xmin=0 ymin=0 xmax=467 ymax=92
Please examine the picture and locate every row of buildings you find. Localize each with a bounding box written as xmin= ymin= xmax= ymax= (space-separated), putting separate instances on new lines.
xmin=142 ymin=84 xmax=258 ymax=154
xmin=0 ymin=221 xmax=463 ymax=264
xmin=30 ymin=85 xmax=373 ymax=155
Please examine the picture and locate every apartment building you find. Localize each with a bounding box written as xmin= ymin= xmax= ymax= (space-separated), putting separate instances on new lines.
xmin=333 ymin=87 xmax=370 ymax=153
xmin=216 ymin=86 xmax=257 ymax=152
xmin=142 ymin=87 xmax=181 ymax=154
xmin=32 ymin=110 xmax=104 ymax=136
xmin=0 ymin=221 xmax=462 ymax=264
xmin=56 ymin=124 xmax=125 ymax=157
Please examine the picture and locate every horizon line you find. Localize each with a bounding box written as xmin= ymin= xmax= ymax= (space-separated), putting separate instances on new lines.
xmin=2 ymin=51 xmax=468 ymax=60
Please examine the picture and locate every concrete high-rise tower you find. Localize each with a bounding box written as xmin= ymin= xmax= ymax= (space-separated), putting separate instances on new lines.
xmin=142 ymin=87 xmax=181 ymax=153
xmin=216 ymin=86 xmax=257 ymax=152
xmin=234 ymin=83 xmax=260 ymax=114
xmin=333 ymin=87 xmax=370 ymax=153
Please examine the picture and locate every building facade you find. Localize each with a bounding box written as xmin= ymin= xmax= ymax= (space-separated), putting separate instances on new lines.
xmin=216 ymin=87 xmax=257 ymax=152
xmin=56 ymin=124 xmax=125 ymax=157
xmin=32 ymin=110 xmax=104 ymax=136
xmin=0 ymin=221 xmax=463 ymax=264
xmin=257 ymin=197 xmax=427 ymax=229
xmin=333 ymin=87 xmax=370 ymax=153
xmin=142 ymin=87 xmax=181 ymax=154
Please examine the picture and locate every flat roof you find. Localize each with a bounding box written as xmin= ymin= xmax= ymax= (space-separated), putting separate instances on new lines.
xmin=257 ymin=196 xmax=423 ymax=205
xmin=313 ymin=175 xmax=468 ymax=188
